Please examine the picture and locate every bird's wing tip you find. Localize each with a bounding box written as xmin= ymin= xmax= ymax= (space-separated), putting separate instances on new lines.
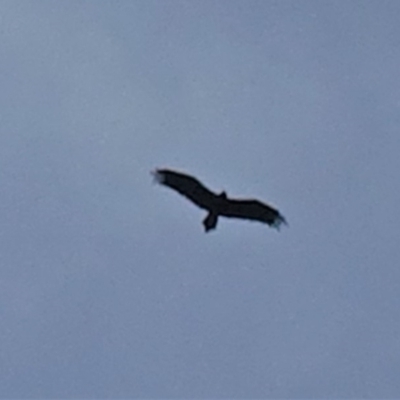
xmin=273 ymin=214 xmax=288 ymax=231
xmin=151 ymin=169 xmax=163 ymax=184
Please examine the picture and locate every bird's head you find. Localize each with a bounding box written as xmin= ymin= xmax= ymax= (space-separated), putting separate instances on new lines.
xmin=219 ymin=191 xmax=227 ymax=199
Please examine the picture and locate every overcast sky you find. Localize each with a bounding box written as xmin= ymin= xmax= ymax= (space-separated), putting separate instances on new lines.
xmin=1 ymin=1 xmax=400 ymax=398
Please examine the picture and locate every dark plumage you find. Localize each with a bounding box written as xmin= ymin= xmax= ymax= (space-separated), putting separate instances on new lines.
xmin=153 ymin=168 xmax=287 ymax=232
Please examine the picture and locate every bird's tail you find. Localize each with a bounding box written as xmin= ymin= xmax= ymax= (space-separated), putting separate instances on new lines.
xmin=203 ymin=212 xmax=218 ymax=232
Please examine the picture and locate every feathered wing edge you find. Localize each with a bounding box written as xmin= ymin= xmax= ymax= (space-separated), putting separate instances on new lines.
xmin=151 ymin=169 xmax=164 ymax=185
xmin=269 ymin=212 xmax=288 ymax=230
xmin=152 ymin=168 xmax=217 ymax=210
xmin=220 ymin=199 xmax=287 ymax=230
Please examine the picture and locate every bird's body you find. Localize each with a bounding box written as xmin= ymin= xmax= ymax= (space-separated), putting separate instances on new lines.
xmin=153 ymin=168 xmax=287 ymax=232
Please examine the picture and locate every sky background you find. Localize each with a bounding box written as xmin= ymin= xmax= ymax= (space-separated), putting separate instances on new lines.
xmin=1 ymin=0 xmax=400 ymax=398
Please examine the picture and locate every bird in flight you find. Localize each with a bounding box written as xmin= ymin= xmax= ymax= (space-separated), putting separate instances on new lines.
xmin=153 ymin=168 xmax=287 ymax=232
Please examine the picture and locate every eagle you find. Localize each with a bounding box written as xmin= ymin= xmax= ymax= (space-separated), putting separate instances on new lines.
xmin=153 ymin=168 xmax=287 ymax=232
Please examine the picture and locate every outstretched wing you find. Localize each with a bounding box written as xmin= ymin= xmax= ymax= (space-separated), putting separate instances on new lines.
xmin=153 ymin=168 xmax=216 ymax=211
xmin=220 ymin=199 xmax=287 ymax=230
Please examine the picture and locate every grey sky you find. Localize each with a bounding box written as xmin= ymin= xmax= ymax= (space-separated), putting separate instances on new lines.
xmin=1 ymin=0 xmax=400 ymax=397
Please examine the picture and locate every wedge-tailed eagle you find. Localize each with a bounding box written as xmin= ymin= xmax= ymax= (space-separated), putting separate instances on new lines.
xmin=153 ymin=168 xmax=287 ymax=232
